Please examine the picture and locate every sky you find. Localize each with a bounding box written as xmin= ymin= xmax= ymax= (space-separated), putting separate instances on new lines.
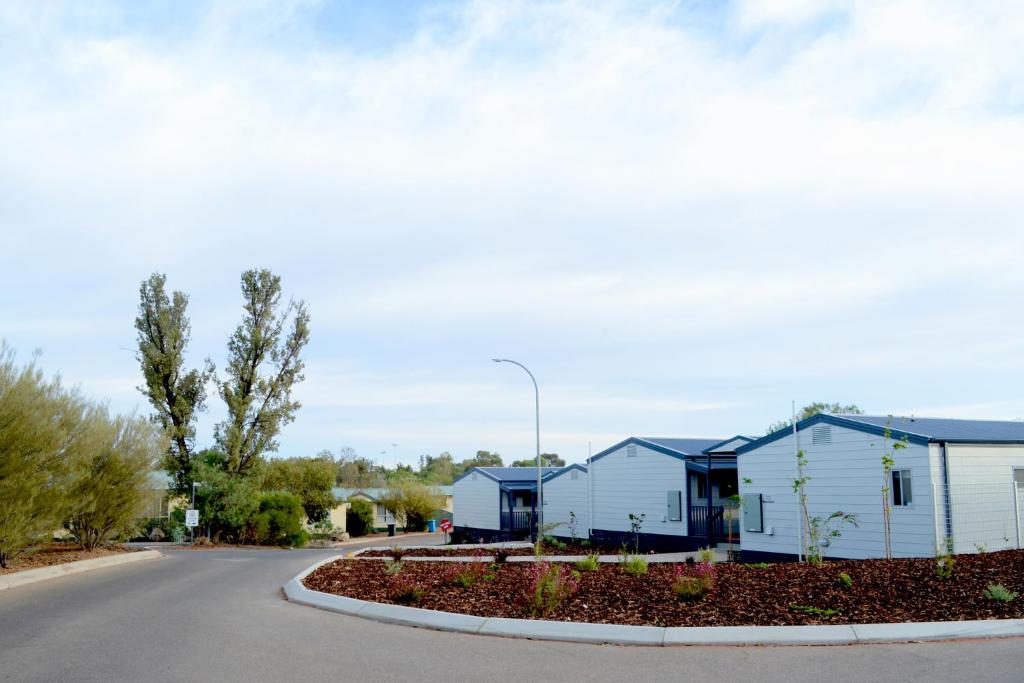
xmin=2 ymin=0 xmax=1023 ymax=469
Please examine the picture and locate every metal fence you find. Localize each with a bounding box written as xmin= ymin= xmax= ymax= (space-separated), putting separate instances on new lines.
xmin=937 ymin=482 xmax=1024 ymax=555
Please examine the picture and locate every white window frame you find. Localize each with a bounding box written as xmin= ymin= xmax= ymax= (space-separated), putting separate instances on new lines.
xmin=891 ymin=469 xmax=913 ymax=507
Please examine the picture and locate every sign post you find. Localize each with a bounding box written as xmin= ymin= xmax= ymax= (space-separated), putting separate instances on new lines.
xmin=185 ymin=509 xmax=199 ymax=545
xmin=439 ymin=518 xmax=452 ymax=543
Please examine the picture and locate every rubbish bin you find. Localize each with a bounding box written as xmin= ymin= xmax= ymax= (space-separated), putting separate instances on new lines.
xmin=427 ymin=519 xmax=437 ymax=533
xmin=387 ymin=523 xmax=396 ymax=537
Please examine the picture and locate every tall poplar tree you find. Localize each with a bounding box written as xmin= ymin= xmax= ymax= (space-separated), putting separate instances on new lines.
xmin=135 ymin=273 xmax=214 ymax=492
xmin=216 ymin=269 xmax=310 ymax=475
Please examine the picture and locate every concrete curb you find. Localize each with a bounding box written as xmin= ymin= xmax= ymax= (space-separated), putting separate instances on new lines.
xmin=0 ymin=550 xmax=162 ymax=591
xmin=282 ymin=554 xmax=1024 ymax=647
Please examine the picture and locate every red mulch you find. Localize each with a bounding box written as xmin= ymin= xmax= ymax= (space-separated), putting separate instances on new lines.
xmin=0 ymin=542 xmax=130 ymax=575
xmin=360 ymin=543 xmax=620 ymax=558
xmin=303 ymin=550 xmax=1024 ymax=626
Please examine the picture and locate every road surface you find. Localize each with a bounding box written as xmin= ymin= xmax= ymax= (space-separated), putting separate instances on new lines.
xmin=2 ymin=537 xmax=1023 ymax=682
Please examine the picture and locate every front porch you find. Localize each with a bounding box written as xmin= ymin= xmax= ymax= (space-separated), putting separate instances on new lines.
xmin=686 ymin=459 xmax=740 ymax=543
xmin=499 ymin=484 xmax=538 ymax=539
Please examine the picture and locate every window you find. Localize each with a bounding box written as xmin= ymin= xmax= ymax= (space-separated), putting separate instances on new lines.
xmin=666 ymin=490 xmax=682 ymax=521
xmin=626 ymin=444 xmax=637 ymax=458
xmin=892 ymin=470 xmax=913 ymax=506
xmin=1014 ymin=468 xmax=1024 ymax=488
xmin=694 ymin=474 xmax=707 ymax=499
xmin=812 ymin=424 xmax=832 ymax=445
xmin=375 ymin=503 xmax=386 ymax=518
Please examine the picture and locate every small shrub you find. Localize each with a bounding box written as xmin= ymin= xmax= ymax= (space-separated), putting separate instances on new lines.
xmin=522 ymin=561 xmax=580 ymax=617
xmin=575 ymin=554 xmax=600 ymax=572
xmin=446 ymin=561 xmax=486 ymax=588
xmin=748 ymin=562 xmax=771 ymax=570
xmin=620 ymin=555 xmax=649 ymax=576
xmin=935 ymin=537 xmax=955 ymax=580
xmin=390 ymin=575 xmax=427 ymax=604
xmin=696 ymin=546 xmax=715 ymax=563
xmin=837 ymin=572 xmax=853 ymax=589
xmin=983 ymin=584 xmax=1018 ymax=602
xmin=389 ymin=546 xmax=406 ymax=562
xmin=789 ymin=604 xmax=839 ymax=617
xmin=671 ymin=562 xmax=715 ymax=602
xmin=580 ymin=539 xmax=591 ymax=548
xmin=346 ymin=498 xmax=375 ymax=537
xmin=385 ymin=560 xmax=403 ymax=575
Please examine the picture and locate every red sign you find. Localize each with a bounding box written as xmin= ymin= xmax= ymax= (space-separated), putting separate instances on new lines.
xmin=439 ymin=518 xmax=452 ymax=532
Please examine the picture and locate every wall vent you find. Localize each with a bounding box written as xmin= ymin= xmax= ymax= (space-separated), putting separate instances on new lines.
xmin=471 ymin=472 xmax=478 ymax=481
xmin=626 ymin=443 xmax=638 ymax=458
xmin=570 ymin=470 xmax=579 ymax=480
xmin=811 ymin=424 xmax=832 ymax=445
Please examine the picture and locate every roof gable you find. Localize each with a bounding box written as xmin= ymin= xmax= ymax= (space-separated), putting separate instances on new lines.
xmin=542 ymin=463 xmax=587 ymax=483
xmin=590 ymin=436 xmax=729 ymax=464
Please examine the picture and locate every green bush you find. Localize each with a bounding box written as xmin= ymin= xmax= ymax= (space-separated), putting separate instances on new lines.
xmin=346 ymin=498 xmax=375 ymax=537
xmin=247 ymin=491 xmax=307 ymax=547
xmin=837 ymin=572 xmax=853 ymax=589
xmin=575 ymin=554 xmax=600 ymax=572
xmin=620 ymin=555 xmax=649 ymax=576
xmin=983 ymin=583 xmax=1017 ymax=602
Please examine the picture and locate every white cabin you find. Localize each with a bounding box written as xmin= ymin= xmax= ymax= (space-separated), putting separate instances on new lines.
xmin=541 ymin=464 xmax=589 ymax=541
xmin=451 ymin=466 xmax=559 ymax=542
xmin=737 ymin=414 xmax=1024 ymax=561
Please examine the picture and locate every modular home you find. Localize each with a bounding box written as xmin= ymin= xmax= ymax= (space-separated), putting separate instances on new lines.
xmin=589 ymin=436 xmax=751 ymax=551
xmin=737 ymin=414 xmax=1024 ymax=561
xmin=334 ymin=486 xmax=454 ymax=531
xmin=541 ymin=464 xmax=589 ymax=541
xmin=451 ymin=466 xmax=559 ymax=542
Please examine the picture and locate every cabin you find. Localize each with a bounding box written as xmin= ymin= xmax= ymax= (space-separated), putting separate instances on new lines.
xmin=541 ymin=464 xmax=589 ymax=541
xmin=451 ymin=466 xmax=559 ymax=542
xmin=333 ymin=486 xmax=453 ymax=531
xmin=736 ymin=414 xmax=1024 ymax=561
xmin=588 ymin=436 xmax=750 ymax=551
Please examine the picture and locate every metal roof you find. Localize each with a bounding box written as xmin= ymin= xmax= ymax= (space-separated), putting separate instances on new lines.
xmin=736 ymin=413 xmax=1024 ymax=454
xmin=333 ymin=485 xmax=453 ymax=501
xmin=639 ymin=437 xmax=729 ymax=456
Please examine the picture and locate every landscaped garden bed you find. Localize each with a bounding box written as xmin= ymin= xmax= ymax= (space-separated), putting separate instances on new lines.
xmin=303 ymin=549 xmax=1024 ymax=626
xmin=359 ymin=541 xmax=622 ymax=558
xmin=0 ymin=542 xmax=131 ymax=575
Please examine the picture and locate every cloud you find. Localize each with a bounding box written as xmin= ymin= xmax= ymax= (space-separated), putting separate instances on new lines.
xmin=1 ymin=1 xmax=1022 ymax=462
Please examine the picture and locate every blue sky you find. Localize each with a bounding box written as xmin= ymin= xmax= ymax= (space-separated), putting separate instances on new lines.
xmin=2 ymin=1 xmax=1023 ymax=469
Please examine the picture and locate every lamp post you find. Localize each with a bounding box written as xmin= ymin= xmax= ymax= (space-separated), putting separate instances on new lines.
xmin=492 ymin=358 xmax=542 ymax=540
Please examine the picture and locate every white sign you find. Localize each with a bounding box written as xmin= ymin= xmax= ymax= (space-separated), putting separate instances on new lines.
xmin=185 ymin=509 xmax=199 ymax=528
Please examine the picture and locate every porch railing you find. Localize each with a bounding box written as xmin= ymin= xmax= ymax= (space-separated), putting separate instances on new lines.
xmin=689 ymin=505 xmax=728 ymax=540
xmin=500 ymin=510 xmax=536 ymax=531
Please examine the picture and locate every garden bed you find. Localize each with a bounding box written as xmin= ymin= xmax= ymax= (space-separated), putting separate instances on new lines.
xmin=360 ymin=542 xmax=621 ymax=558
xmin=303 ymin=549 xmax=1024 ymax=626
xmin=0 ymin=542 xmax=131 ymax=575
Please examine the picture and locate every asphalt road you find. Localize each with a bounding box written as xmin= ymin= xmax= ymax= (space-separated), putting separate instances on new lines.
xmin=2 ymin=538 xmax=1023 ymax=683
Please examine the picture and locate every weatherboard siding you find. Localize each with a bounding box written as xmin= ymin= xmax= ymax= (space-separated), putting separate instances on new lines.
xmin=543 ymin=470 xmax=589 ymax=539
xmin=591 ymin=444 xmax=688 ymax=536
xmin=453 ymin=472 xmax=500 ymax=530
xmin=944 ymin=443 xmax=1024 ymax=553
xmin=738 ymin=423 xmax=937 ymax=560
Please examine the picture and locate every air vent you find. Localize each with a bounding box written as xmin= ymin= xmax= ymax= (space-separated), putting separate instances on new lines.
xmin=626 ymin=444 xmax=638 ymax=458
xmin=471 ymin=472 xmax=478 ymax=481
xmin=570 ymin=470 xmax=579 ymax=481
xmin=812 ymin=424 xmax=832 ymax=445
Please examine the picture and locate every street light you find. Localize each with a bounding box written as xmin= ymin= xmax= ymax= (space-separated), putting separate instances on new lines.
xmin=492 ymin=358 xmax=542 ymax=540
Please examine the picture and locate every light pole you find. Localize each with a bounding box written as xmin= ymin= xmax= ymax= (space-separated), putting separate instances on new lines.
xmin=492 ymin=358 xmax=542 ymax=540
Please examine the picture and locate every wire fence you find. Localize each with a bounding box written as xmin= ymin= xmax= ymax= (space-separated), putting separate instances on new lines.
xmin=935 ymin=482 xmax=1024 ymax=555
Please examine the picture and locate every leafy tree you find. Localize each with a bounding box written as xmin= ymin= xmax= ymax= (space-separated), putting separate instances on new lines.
xmin=245 ymin=491 xmax=307 ymax=547
xmin=418 ymin=451 xmax=462 ymax=484
xmin=0 ymin=346 xmax=86 ymax=568
xmin=135 ymin=273 xmax=214 ymax=494
xmin=346 ymin=498 xmax=375 ymax=537
xmin=262 ymin=456 xmax=337 ymax=523
xmin=766 ymin=402 xmax=863 ymax=434
xmin=191 ymin=452 xmax=262 ymax=542
xmin=65 ymin=414 xmax=164 ymax=549
xmin=511 ymin=453 xmax=565 ymax=467
xmin=380 ymin=481 xmax=444 ymax=532
xmin=334 ymin=450 xmax=385 ymax=487
xmin=461 ymin=450 xmax=503 ymax=469
xmin=215 ymin=269 xmax=310 ymax=475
